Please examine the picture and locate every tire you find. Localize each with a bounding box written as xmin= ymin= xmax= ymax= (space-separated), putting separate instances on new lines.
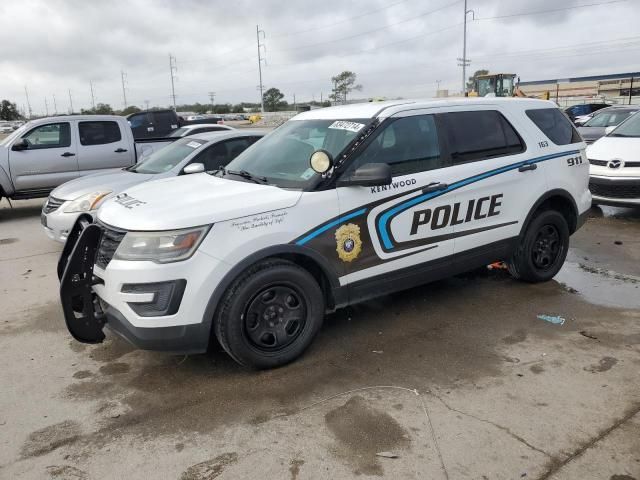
xmin=214 ymin=258 xmax=325 ymax=369
xmin=508 ymin=210 xmax=570 ymax=283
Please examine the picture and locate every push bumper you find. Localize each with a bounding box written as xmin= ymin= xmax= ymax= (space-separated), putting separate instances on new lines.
xmin=58 ymin=218 xmax=220 ymax=354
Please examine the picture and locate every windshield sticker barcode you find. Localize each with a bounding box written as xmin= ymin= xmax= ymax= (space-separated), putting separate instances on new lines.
xmin=186 ymin=141 xmax=203 ymax=149
xmin=328 ymin=121 xmax=365 ymax=132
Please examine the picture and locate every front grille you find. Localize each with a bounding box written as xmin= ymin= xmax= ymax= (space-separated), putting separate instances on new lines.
xmin=589 ymin=159 xmax=640 ymax=168
xmin=589 ymin=181 xmax=640 ymax=199
xmin=95 ymin=224 xmax=126 ymax=269
xmin=43 ymin=196 xmax=64 ymax=214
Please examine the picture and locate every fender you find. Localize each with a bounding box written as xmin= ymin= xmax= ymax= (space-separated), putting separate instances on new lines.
xmin=0 ymin=152 xmax=14 ymax=197
xmin=201 ymin=244 xmax=344 ymax=331
xmin=520 ymin=188 xmax=578 ymax=236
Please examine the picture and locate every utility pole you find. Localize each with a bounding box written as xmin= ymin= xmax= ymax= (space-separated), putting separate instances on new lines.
xmin=458 ymin=0 xmax=474 ymax=95
xmin=89 ymin=81 xmax=96 ymax=110
xmin=169 ymin=54 xmax=178 ymax=110
xmin=208 ymin=91 xmax=216 ymax=113
xmin=24 ymin=85 xmax=32 ymax=119
xmin=44 ymin=97 xmax=49 ymax=117
xmin=52 ymin=94 xmax=58 ymax=115
xmin=293 ymin=93 xmax=296 ymax=111
xmin=436 ymin=79 xmax=441 ymax=96
xmin=121 ymin=70 xmax=128 ymax=109
xmin=629 ymin=76 xmax=634 ymax=105
xmin=256 ymin=25 xmax=266 ymax=113
xmin=145 ymin=100 xmax=150 ymax=110
xmin=68 ymin=89 xmax=74 ymax=114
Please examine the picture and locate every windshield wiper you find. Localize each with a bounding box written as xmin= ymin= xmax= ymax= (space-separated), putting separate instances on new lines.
xmin=213 ymin=166 xmax=267 ymax=184
xmin=227 ymin=169 xmax=268 ymax=184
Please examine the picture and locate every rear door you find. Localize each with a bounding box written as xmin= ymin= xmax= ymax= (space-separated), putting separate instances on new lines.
xmin=439 ymin=108 xmax=535 ymax=256
xmin=9 ymin=121 xmax=79 ymax=193
xmin=76 ymin=120 xmax=135 ymax=175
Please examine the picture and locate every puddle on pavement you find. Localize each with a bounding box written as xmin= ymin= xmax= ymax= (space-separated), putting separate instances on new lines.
xmin=554 ymin=251 xmax=640 ymax=310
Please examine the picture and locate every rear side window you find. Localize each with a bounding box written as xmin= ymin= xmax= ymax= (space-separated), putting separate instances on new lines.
xmin=79 ymin=121 xmax=122 ymax=145
xmin=526 ymin=108 xmax=581 ymax=145
xmin=441 ymin=110 xmax=525 ymax=164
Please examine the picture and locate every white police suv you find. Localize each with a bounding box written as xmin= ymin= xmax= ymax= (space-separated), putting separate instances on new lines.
xmin=58 ymin=98 xmax=590 ymax=369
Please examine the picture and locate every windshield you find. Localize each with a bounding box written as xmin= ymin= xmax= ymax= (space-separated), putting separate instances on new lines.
xmin=131 ymin=137 xmax=206 ymax=174
xmin=584 ymin=110 xmax=635 ymax=128
xmin=609 ymin=112 xmax=640 ymax=138
xmin=222 ymin=118 xmax=368 ymax=189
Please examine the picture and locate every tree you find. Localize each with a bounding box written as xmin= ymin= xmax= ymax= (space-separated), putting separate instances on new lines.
xmin=466 ymin=69 xmax=489 ymax=93
xmin=0 ymin=100 xmax=21 ymax=120
xmin=80 ymin=103 xmax=114 ymax=115
xmin=121 ymin=105 xmax=141 ymax=116
xmin=263 ymin=88 xmax=285 ymax=112
xmin=329 ymin=71 xmax=362 ymax=105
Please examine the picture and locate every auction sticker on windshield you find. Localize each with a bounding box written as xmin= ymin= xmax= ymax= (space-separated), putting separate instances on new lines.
xmin=328 ymin=120 xmax=365 ymax=132
xmin=186 ymin=141 xmax=203 ymax=149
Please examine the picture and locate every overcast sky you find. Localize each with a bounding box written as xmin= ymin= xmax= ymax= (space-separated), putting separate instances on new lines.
xmin=1 ymin=0 xmax=639 ymax=115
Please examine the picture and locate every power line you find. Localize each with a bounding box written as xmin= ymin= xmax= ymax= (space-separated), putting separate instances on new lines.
xmin=276 ymin=0 xmax=462 ymax=54
xmin=269 ymin=0 xmax=414 ymax=38
xmin=475 ymin=0 xmax=628 ymax=21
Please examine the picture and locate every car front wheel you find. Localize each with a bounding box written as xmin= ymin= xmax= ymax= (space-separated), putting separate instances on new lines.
xmin=214 ymin=259 xmax=325 ymax=369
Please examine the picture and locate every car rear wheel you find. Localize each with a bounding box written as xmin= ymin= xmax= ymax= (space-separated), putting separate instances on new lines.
xmin=508 ymin=210 xmax=570 ymax=283
xmin=214 ymin=258 xmax=324 ymax=369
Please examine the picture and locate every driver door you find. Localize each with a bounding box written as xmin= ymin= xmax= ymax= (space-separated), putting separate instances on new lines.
xmin=9 ymin=121 xmax=79 ymax=194
xmin=335 ymin=113 xmax=459 ymax=288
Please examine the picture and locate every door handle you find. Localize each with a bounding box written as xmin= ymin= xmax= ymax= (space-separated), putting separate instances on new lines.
xmin=114 ymin=148 xmax=128 ymax=153
xmin=60 ymin=152 xmax=76 ymax=157
xmin=422 ymin=182 xmax=448 ymax=193
xmin=518 ymin=163 xmax=537 ymax=172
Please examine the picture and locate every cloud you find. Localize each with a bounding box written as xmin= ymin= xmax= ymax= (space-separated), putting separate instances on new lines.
xmin=0 ymin=0 xmax=637 ymax=114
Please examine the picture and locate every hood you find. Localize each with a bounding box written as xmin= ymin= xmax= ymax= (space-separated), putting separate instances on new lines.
xmin=51 ymin=169 xmax=154 ymax=200
xmin=586 ymin=136 xmax=640 ymax=162
xmin=577 ymin=126 xmax=606 ymax=142
xmin=97 ymin=173 xmax=303 ymax=231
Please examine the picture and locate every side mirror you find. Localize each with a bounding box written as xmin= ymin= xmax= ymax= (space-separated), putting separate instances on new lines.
xmin=338 ymin=163 xmax=392 ymax=187
xmin=309 ymin=149 xmax=333 ymax=174
xmin=11 ymin=138 xmax=28 ymax=151
xmin=605 ymin=125 xmax=617 ymax=135
xmin=183 ymin=163 xmax=205 ymax=174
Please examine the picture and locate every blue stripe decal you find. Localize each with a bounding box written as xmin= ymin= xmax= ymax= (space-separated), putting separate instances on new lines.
xmin=296 ymin=208 xmax=367 ymax=246
xmin=378 ymin=150 xmax=579 ymax=250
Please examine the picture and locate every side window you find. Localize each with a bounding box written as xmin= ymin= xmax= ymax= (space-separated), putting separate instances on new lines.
xmin=195 ymin=138 xmax=250 ymax=170
xmin=22 ymin=123 xmax=71 ymax=149
xmin=441 ymin=110 xmax=525 ymax=164
xmin=351 ymin=115 xmax=443 ymax=176
xmin=526 ymin=108 xmax=582 ymax=145
xmin=128 ymin=113 xmax=150 ymax=129
xmin=154 ymin=111 xmax=177 ymax=132
xmin=78 ymin=121 xmax=122 ymax=146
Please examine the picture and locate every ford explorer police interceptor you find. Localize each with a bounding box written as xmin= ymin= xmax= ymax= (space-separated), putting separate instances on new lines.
xmin=58 ymin=98 xmax=590 ymax=369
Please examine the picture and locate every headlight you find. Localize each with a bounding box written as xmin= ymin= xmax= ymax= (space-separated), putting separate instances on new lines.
xmin=113 ymin=225 xmax=210 ymax=263
xmin=63 ymin=191 xmax=112 ymax=213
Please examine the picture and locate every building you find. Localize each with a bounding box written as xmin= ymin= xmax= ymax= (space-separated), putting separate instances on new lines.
xmin=518 ymin=72 xmax=639 ymax=106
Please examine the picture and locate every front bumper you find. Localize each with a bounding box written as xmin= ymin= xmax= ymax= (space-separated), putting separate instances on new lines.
xmin=42 ymin=202 xmax=90 ymax=243
xmin=59 ymin=218 xmax=228 ymax=354
xmin=589 ymin=175 xmax=640 ymax=207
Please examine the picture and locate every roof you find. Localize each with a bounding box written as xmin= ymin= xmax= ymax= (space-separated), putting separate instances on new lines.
xmin=186 ymin=129 xmax=269 ymax=142
xmin=292 ymin=97 xmax=555 ymax=121
xmin=520 ymin=71 xmax=640 ymax=86
xmin=27 ymin=114 xmax=124 ymax=124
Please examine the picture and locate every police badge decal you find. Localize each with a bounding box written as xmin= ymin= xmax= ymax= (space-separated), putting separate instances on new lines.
xmin=335 ymin=223 xmax=362 ymax=262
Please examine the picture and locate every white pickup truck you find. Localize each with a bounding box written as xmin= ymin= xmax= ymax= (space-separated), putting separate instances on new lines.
xmin=0 ymin=115 xmax=174 ymax=202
